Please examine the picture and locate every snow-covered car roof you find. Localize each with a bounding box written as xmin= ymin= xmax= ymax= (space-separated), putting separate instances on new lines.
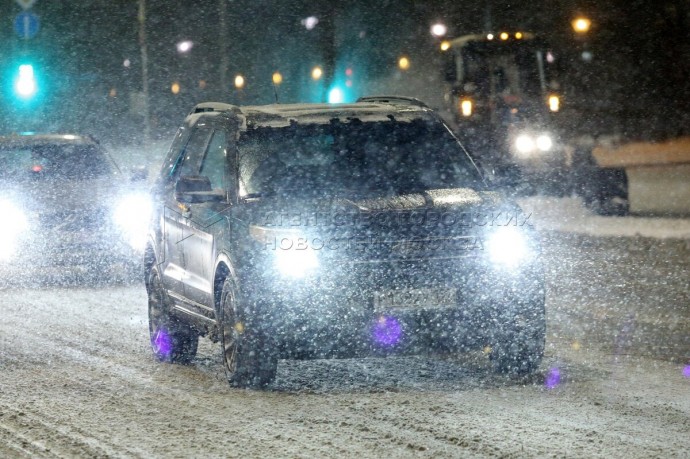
xmin=189 ymin=101 xmax=438 ymax=130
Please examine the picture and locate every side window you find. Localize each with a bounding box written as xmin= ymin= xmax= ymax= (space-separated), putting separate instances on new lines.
xmin=171 ymin=125 xmax=213 ymax=180
xmin=199 ymin=130 xmax=227 ymax=190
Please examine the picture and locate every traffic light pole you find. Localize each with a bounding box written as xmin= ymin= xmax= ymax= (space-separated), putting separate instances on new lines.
xmin=138 ymin=0 xmax=151 ymax=146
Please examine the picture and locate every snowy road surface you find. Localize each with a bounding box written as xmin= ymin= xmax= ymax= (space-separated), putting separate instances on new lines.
xmin=1 ymin=198 xmax=689 ymax=458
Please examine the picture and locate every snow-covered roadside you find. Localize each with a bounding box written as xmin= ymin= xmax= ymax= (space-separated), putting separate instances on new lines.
xmin=518 ymin=196 xmax=690 ymax=239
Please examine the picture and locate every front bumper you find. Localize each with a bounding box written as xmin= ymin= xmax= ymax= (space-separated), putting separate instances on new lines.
xmin=243 ymin=256 xmax=544 ymax=360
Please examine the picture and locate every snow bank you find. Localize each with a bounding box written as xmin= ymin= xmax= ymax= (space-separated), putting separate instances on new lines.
xmin=518 ymin=197 xmax=690 ymax=239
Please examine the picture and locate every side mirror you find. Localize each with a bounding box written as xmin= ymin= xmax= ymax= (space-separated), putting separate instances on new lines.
xmin=130 ymin=166 xmax=149 ymax=183
xmin=175 ymin=175 xmax=225 ymax=203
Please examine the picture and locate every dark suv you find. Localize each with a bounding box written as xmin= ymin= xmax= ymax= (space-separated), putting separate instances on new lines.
xmin=145 ymin=100 xmax=545 ymax=388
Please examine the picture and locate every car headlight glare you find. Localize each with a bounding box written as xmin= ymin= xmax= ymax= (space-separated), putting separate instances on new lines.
xmin=515 ymin=134 xmax=536 ymax=154
xmin=274 ymin=246 xmax=319 ymax=278
xmin=0 ymin=199 xmax=28 ymax=261
xmin=114 ymin=194 xmax=152 ymax=250
xmin=536 ymin=134 xmax=553 ymax=151
xmin=486 ymin=227 xmax=531 ymax=269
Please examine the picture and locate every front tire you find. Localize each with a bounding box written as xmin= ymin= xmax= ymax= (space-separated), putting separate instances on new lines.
xmin=147 ymin=266 xmax=198 ymax=363
xmin=219 ymin=277 xmax=277 ymax=389
xmin=490 ymin=305 xmax=546 ymax=376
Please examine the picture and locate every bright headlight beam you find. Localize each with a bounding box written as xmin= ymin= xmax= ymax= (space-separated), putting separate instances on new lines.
xmin=536 ymin=134 xmax=553 ymax=151
xmin=114 ymin=194 xmax=153 ymax=251
xmin=274 ymin=245 xmax=319 ymax=278
xmin=515 ymin=134 xmax=536 ymax=154
xmin=486 ymin=227 xmax=530 ymax=269
xmin=0 ymin=200 xmax=28 ymax=261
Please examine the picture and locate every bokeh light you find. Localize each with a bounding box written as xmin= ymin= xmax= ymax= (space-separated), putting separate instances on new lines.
xmin=683 ymin=365 xmax=690 ymax=378
xmin=572 ymin=17 xmax=592 ymax=34
xmin=176 ymin=40 xmax=193 ymax=53
xmin=545 ymin=367 xmax=561 ymax=389
xmin=153 ymin=328 xmax=172 ymax=357
xmin=272 ymin=72 xmax=283 ymax=85
xmin=234 ymin=74 xmax=245 ymax=89
xmin=431 ymin=23 xmax=447 ymax=37
xmin=372 ymin=316 xmax=403 ymax=347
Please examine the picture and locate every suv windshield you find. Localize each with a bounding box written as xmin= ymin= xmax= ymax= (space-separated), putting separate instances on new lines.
xmin=0 ymin=143 xmax=114 ymax=181
xmin=238 ymin=117 xmax=484 ymax=198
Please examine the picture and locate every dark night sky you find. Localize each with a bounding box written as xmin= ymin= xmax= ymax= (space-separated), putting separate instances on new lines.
xmin=1 ymin=0 xmax=689 ymax=143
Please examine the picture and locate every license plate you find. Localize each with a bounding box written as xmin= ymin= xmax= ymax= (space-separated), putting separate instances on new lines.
xmin=374 ymin=287 xmax=457 ymax=311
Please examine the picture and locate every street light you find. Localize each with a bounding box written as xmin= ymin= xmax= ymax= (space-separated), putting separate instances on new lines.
xmin=234 ymin=75 xmax=245 ymax=89
xmin=311 ymin=66 xmax=323 ymax=80
xmin=431 ymin=23 xmax=447 ymax=37
xmin=398 ymin=56 xmax=410 ymax=71
xmin=176 ymin=40 xmax=193 ymax=54
xmin=272 ymin=72 xmax=283 ymax=85
xmin=440 ymin=41 xmax=451 ymax=52
xmin=572 ymin=17 xmax=591 ymax=34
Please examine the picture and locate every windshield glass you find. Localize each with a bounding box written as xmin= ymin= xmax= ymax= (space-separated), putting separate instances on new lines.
xmin=0 ymin=143 xmax=113 ymax=181
xmin=238 ymin=118 xmax=484 ymax=198
xmin=462 ymin=44 xmax=549 ymax=99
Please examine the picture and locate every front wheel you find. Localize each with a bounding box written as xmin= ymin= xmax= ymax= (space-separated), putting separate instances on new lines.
xmin=219 ymin=278 xmax=277 ymax=389
xmin=490 ymin=309 xmax=545 ymax=376
xmin=147 ymin=266 xmax=198 ymax=363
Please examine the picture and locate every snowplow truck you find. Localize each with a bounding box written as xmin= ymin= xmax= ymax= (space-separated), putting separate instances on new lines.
xmin=441 ymin=32 xmax=573 ymax=196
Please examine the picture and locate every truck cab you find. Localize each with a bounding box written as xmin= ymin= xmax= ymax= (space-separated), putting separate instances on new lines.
xmin=442 ymin=32 xmax=568 ymax=194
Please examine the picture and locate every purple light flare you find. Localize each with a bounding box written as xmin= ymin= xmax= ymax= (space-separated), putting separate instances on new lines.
xmin=153 ymin=328 xmax=173 ymax=357
xmin=372 ymin=316 xmax=403 ymax=347
xmin=683 ymin=365 xmax=690 ymax=379
xmin=545 ymin=367 xmax=561 ymax=389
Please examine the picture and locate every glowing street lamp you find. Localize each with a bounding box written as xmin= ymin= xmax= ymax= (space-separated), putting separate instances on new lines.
xmin=572 ymin=17 xmax=592 ymax=34
xmin=311 ymin=66 xmax=323 ymax=81
xmin=398 ymin=56 xmax=410 ymax=71
xmin=234 ymin=75 xmax=245 ymax=89
xmin=431 ymin=23 xmax=447 ymax=37
xmin=440 ymin=40 xmax=451 ymax=52
xmin=171 ymin=82 xmax=181 ymax=94
xmin=176 ymin=40 xmax=193 ymax=53
xmin=272 ymin=72 xmax=283 ymax=85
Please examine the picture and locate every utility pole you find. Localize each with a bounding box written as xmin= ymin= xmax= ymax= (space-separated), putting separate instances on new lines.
xmin=219 ymin=0 xmax=229 ymax=99
xmin=138 ymin=0 xmax=151 ymax=146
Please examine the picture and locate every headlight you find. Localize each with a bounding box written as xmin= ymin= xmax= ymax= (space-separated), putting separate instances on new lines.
xmin=548 ymin=95 xmax=560 ymax=112
xmin=515 ymin=134 xmax=536 ymax=155
xmin=249 ymin=225 xmax=319 ymax=278
xmin=274 ymin=243 xmax=319 ymax=278
xmin=460 ymin=99 xmax=473 ymax=117
xmin=514 ymin=133 xmax=553 ymax=157
xmin=0 ymin=199 xmax=29 ymax=261
xmin=536 ymin=134 xmax=553 ymax=151
xmin=486 ymin=227 xmax=532 ymax=269
xmin=114 ymin=193 xmax=152 ymax=251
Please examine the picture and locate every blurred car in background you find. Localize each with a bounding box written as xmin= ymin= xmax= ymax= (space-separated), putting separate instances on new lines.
xmin=0 ymin=133 xmax=152 ymax=284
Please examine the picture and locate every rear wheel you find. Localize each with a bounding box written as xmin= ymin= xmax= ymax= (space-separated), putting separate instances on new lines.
xmin=219 ymin=277 xmax=277 ymax=389
xmin=147 ymin=266 xmax=198 ymax=363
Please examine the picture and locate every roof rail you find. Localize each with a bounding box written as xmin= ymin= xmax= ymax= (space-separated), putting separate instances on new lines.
xmin=356 ymin=95 xmax=430 ymax=108
xmin=189 ymin=102 xmax=236 ymax=116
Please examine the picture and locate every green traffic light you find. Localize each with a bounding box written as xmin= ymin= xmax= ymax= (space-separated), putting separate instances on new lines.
xmin=14 ymin=64 xmax=37 ymax=99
